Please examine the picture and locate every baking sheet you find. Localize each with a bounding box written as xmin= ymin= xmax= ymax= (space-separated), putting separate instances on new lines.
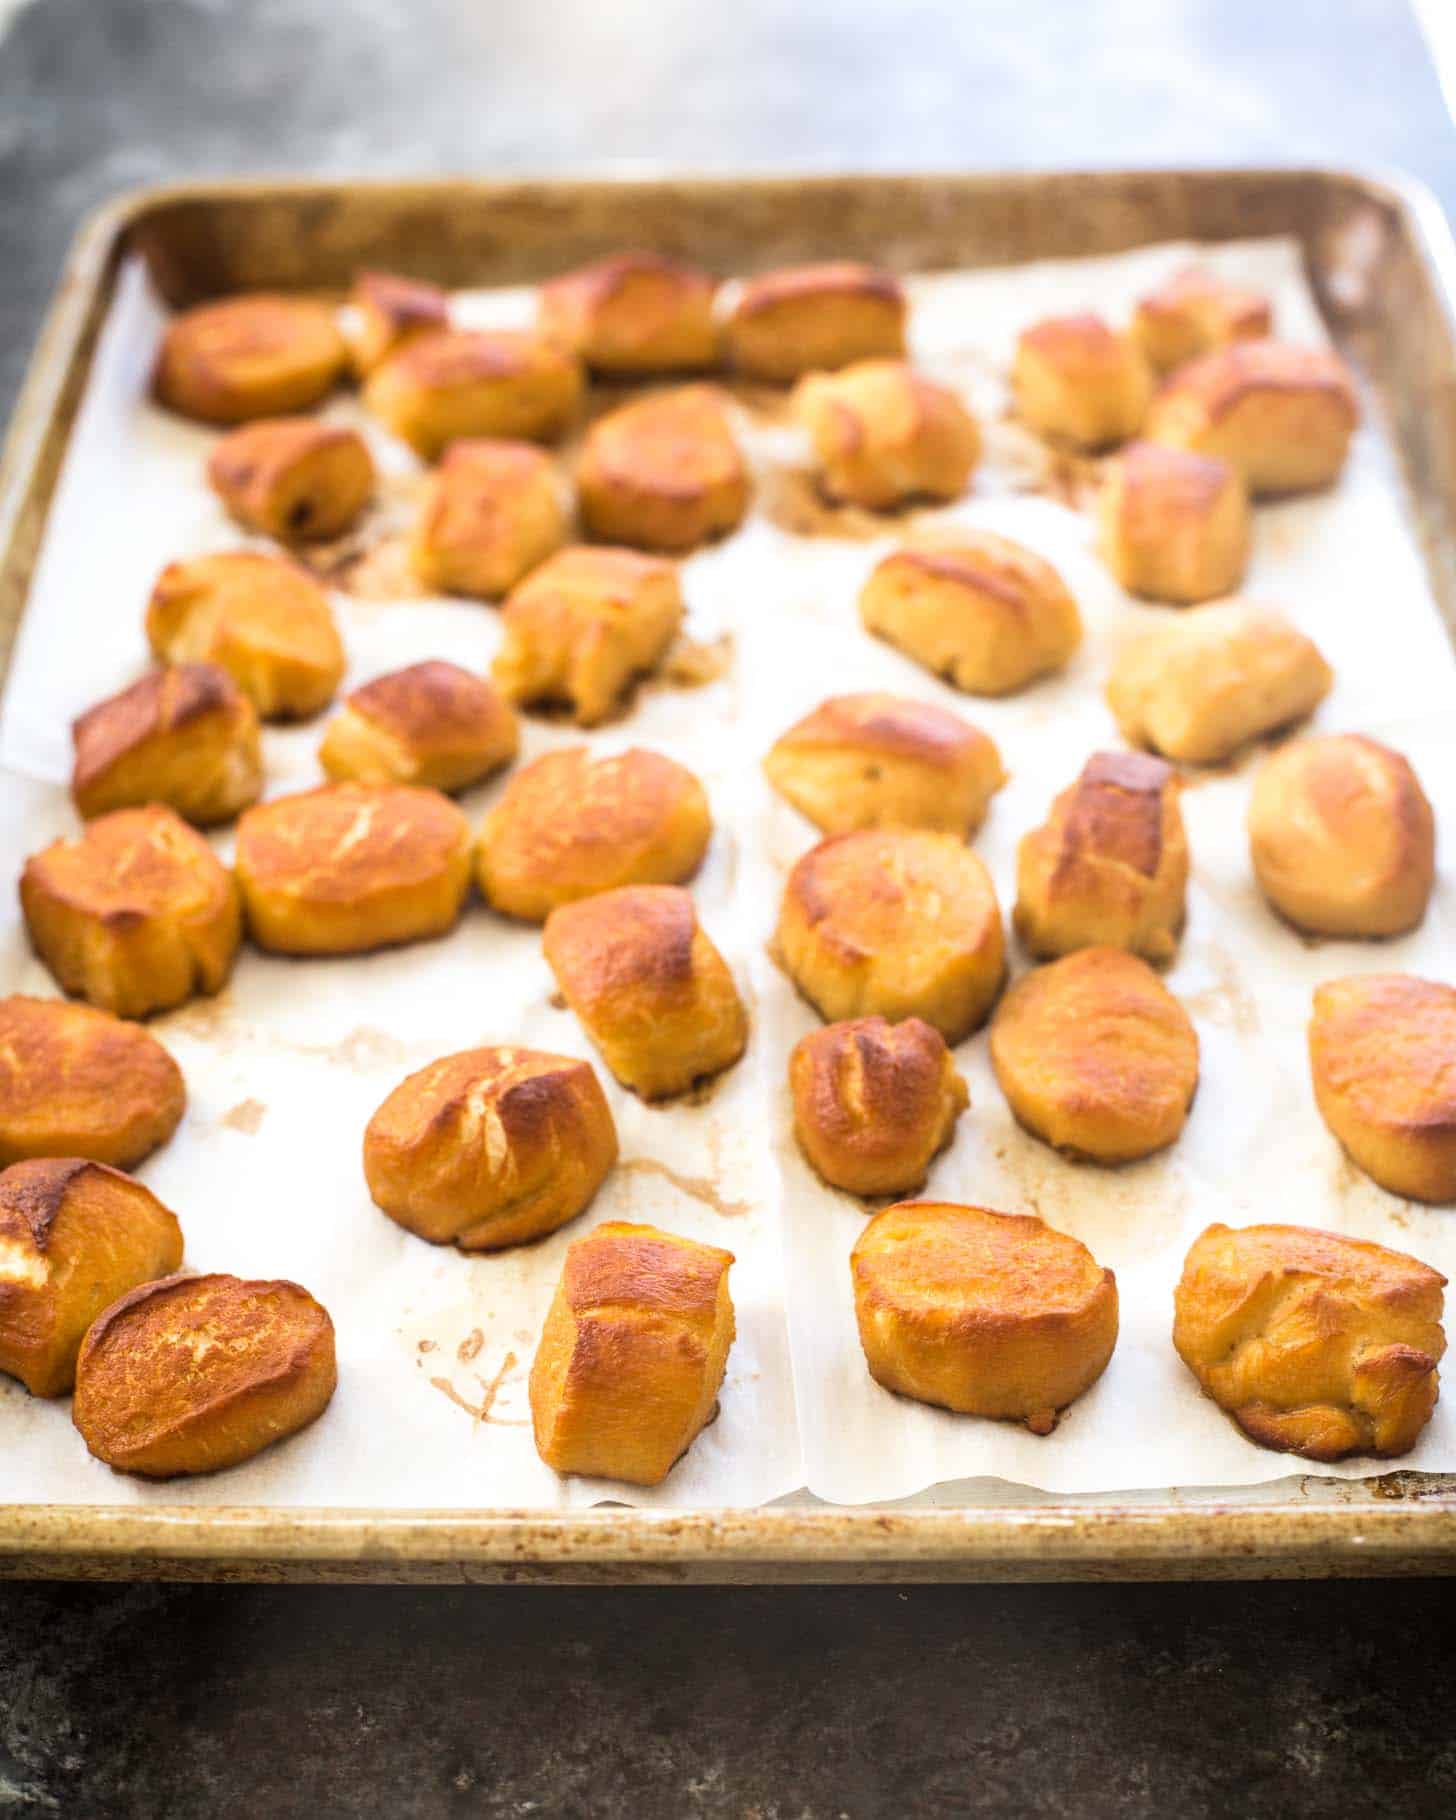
xmin=1 ymin=236 xmax=1453 ymax=1512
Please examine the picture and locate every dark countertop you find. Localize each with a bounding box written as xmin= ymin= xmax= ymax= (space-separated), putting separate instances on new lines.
xmin=3 ymin=1 xmax=1456 ymax=1815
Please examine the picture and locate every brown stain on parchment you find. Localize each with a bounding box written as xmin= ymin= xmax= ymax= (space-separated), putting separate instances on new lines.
xmin=1182 ymin=943 xmax=1260 ymax=1038
xmin=757 ymin=466 xmax=896 ymax=541
xmin=617 ymin=1156 xmax=751 ymax=1218
xmin=430 ymin=1350 xmax=527 ymax=1428
xmin=220 ymin=1097 xmax=267 ymax=1135
xmin=659 ymin=632 xmax=734 ymax=689
xmin=297 ymin=1025 xmax=413 ymax=1071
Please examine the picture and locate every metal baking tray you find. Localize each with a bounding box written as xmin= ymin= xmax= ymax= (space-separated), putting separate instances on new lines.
xmin=2 ymin=168 xmax=1455 ymax=1582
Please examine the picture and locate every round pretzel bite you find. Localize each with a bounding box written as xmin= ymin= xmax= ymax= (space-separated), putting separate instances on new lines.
xmin=0 ymin=1159 xmax=183 ymax=1398
xmin=478 ymin=746 xmax=711 ymax=924
xmin=538 ymin=252 xmax=719 ymax=375
xmin=851 ymin=1201 xmax=1118 ymax=1433
xmin=1144 ymin=341 xmax=1358 ymax=496
xmin=146 ymin=551 xmax=346 ymax=722
xmin=409 ymin=439 xmax=567 ymax=598
xmin=1012 ymin=314 xmax=1153 ymax=451
xmin=1309 ymin=974 xmax=1456 ymax=1203
xmin=1247 ymin=734 xmax=1434 ymax=938
xmin=0 ymin=996 xmax=185 ymax=1170
xmin=793 ymin=360 xmax=980 ymax=509
xmin=1173 ymin=1222 xmax=1445 ymax=1461
xmin=529 ymin=1220 xmax=735 ymax=1485
xmin=363 ymin=329 xmax=583 ymax=460
xmin=71 ymin=662 xmax=262 ymax=828
xmin=723 ymin=262 xmax=907 ymax=382
xmin=364 ymin=1046 xmax=618 ymax=1250
xmin=577 ymin=385 xmax=749 ymax=552
xmin=789 ymin=1016 xmax=968 ymax=1197
xmin=1105 ymin=601 xmax=1332 ymax=767
xmin=235 ymin=783 xmax=472 ymax=956
xmin=72 ymin=1272 xmax=337 ymax=1478
xmin=319 ymin=661 xmax=518 ymax=793
xmin=346 ymin=270 xmax=450 ymax=378
xmin=858 ymin=534 xmax=1082 ymax=697
xmin=763 ymin=691 xmax=1005 ymax=837
xmin=1131 ymin=265 xmax=1273 ymax=374
xmin=207 ymin=418 xmax=375 ymax=544
xmin=776 ymin=830 xmax=1005 ymax=1043
xmin=1096 ymin=441 xmax=1250 ymax=605
xmin=990 ymin=948 xmax=1199 ymax=1164
xmin=20 ymin=806 xmax=241 ymax=1019
xmin=1014 ymin=751 xmax=1188 ymax=965
xmin=152 ymin=294 xmax=348 ymax=425
xmin=543 ymin=885 xmax=748 ymax=1100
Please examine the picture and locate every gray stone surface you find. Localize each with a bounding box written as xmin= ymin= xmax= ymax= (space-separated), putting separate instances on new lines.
xmin=4 ymin=1 xmax=1456 ymax=1814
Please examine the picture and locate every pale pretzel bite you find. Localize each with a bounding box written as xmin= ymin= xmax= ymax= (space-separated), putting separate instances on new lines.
xmin=364 ymin=328 xmax=583 ymax=459
xmin=72 ymin=1272 xmax=337 ymax=1478
xmin=1131 ymin=265 xmax=1273 ymax=374
xmin=207 ymin=418 xmax=375 ymax=543
xmin=153 ymin=293 xmax=348 ymax=425
xmin=776 ymin=829 xmax=1006 ymax=1044
xmin=1014 ymin=751 xmax=1188 ymax=965
xmin=346 ymin=270 xmax=450 ymax=378
xmin=577 ymin=385 xmax=749 ymax=552
xmin=763 ymin=691 xmax=1005 ymax=837
xmin=21 ymin=806 xmax=242 ymax=1019
xmin=1247 ymin=733 xmax=1434 ymax=938
xmin=364 ymin=1046 xmax=618 ymax=1250
xmin=543 ymin=885 xmax=748 ymax=1101
xmin=793 ymin=360 xmax=980 ymax=509
xmin=145 ymin=551 xmax=346 ymax=722
xmin=724 ymin=261 xmax=907 ymax=382
xmin=790 ymin=1016 xmax=968 ymax=1197
xmin=1173 ymin=1222 xmax=1445 ymax=1461
xmin=492 ymin=544 xmax=684 ymax=726
xmin=235 ymin=782 xmax=473 ymax=956
xmin=539 ymin=251 xmax=719 ymax=374
xmin=0 ymin=1159 xmax=184 ymax=1397
xmin=409 ymin=439 xmax=568 ymax=599
xmin=478 ymin=746 xmax=711 ymax=923
xmin=858 ymin=534 xmax=1082 ymax=697
xmin=319 ymin=661 xmax=518 ymax=793
xmin=1012 ymin=313 xmax=1154 ymax=450
xmin=0 ymin=996 xmax=185 ymax=1171
xmin=1097 ymin=441 xmax=1250 ymax=604
xmin=851 ymin=1201 xmax=1118 ymax=1433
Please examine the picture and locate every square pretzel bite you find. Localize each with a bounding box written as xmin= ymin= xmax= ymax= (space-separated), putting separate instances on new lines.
xmin=538 ymin=251 xmax=720 ymax=375
xmin=577 ymin=385 xmax=748 ymax=552
xmin=724 ymin=262 xmax=906 ymax=381
xmin=1013 ymin=314 xmax=1153 ymax=450
xmin=153 ymin=294 xmax=348 ymax=424
xmin=793 ymin=360 xmax=980 ymax=508
xmin=409 ymin=439 xmax=568 ymax=598
xmin=207 ymin=418 xmax=375 ymax=544
xmin=1096 ymin=441 xmax=1250 ymax=605
xmin=364 ymin=329 xmax=583 ymax=460
xmin=1131 ymin=265 xmax=1272 ymax=374
xmin=319 ymin=661 xmax=518 ymax=793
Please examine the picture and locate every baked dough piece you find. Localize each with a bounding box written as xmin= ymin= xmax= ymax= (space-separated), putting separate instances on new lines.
xmin=1097 ymin=441 xmax=1250 ymax=604
xmin=235 ymin=782 xmax=473 ymax=955
xmin=478 ymin=746 xmax=711 ymax=922
xmin=0 ymin=1159 xmax=183 ymax=1397
xmin=793 ymin=360 xmax=980 ymax=509
xmin=790 ymin=1016 xmax=968 ymax=1196
xmin=858 ymin=535 xmax=1082 ymax=697
xmin=724 ymin=262 xmax=907 ymax=382
xmin=72 ymin=1272 xmax=337 ymax=1478
xmin=851 ymin=1201 xmax=1118 ymax=1432
xmin=364 ymin=1046 xmax=618 ymax=1250
xmin=539 ymin=252 xmax=719 ymax=374
xmin=346 ymin=270 xmax=450 ymax=378
xmin=1106 ymin=601 xmax=1332 ymax=766
xmin=492 ymin=545 xmax=684 ymax=725
xmin=763 ymin=691 xmax=1005 ymax=837
xmin=1144 ymin=341 xmax=1359 ymax=496
xmin=1247 ymin=733 xmax=1434 ymax=937
xmin=364 ymin=329 xmax=583 ymax=459
xmin=577 ymin=385 xmax=749 ymax=552
xmin=1014 ymin=752 xmax=1188 ymax=965
xmin=1173 ymin=1222 xmax=1445 ymax=1461
xmin=71 ymin=662 xmax=263 ymax=827
xmin=20 ymin=806 xmax=242 ymax=1019
xmin=530 ymin=1220 xmax=735 ymax=1485
xmin=0 ymin=996 xmax=185 ymax=1170
xmin=1132 ymin=265 xmax=1273 ymax=374
xmin=1012 ymin=314 xmax=1154 ymax=451
xmin=990 ymin=947 xmax=1199 ymax=1163
xmin=1309 ymin=973 xmax=1456 ymax=1203
xmin=543 ymin=885 xmax=747 ymax=1100
xmin=146 ymin=551 xmax=346 ymax=722
xmin=207 ymin=418 xmax=375 ymax=543
xmin=776 ymin=829 xmax=1005 ymax=1043
xmin=319 ymin=660 xmax=518 ymax=793
xmin=153 ymin=294 xmax=348 ymax=425
xmin=410 ymin=439 xmax=567 ymax=599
